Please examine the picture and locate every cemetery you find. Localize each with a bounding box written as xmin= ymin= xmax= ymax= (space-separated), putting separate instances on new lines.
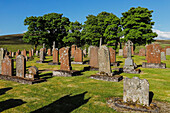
xmin=0 ymin=3 xmax=170 ymax=113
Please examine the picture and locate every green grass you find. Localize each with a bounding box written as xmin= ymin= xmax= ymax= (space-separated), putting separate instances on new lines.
xmin=0 ymin=53 xmax=169 ymax=113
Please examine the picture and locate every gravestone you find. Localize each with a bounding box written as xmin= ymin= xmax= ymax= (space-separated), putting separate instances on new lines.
xmin=31 ymin=48 xmax=34 ymax=56
xmin=83 ymin=48 xmax=86 ymax=56
xmin=48 ymin=48 xmax=59 ymax=65
xmin=139 ymin=48 xmax=146 ymax=56
xmin=12 ymin=52 xmax=14 ymax=57
xmin=89 ymin=46 xmax=99 ymax=69
xmin=25 ymin=66 xmax=39 ymax=80
xmin=36 ymin=50 xmax=39 ymax=56
xmin=52 ymin=41 xmax=55 ymax=51
xmin=23 ymin=49 xmax=27 ymax=57
xmin=72 ymin=48 xmax=83 ymax=64
xmin=16 ymin=55 xmax=26 ymax=78
xmin=119 ymin=49 xmax=123 ymax=56
xmin=123 ymin=46 xmax=127 ymax=58
xmin=109 ymin=48 xmax=118 ymax=66
xmin=71 ymin=45 xmax=77 ymax=58
xmin=43 ymin=43 xmax=45 ymax=48
xmin=142 ymin=44 xmax=166 ymax=68
xmin=17 ymin=49 xmax=20 ymax=54
xmin=59 ymin=47 xmax=72 ymax=71
xmin=0 ymin=48 xmax=5 ymax=74
xmin=161 ymin=52 xmax=166 ymax=60
xmin=1 ymin=55 xmax=13 ymax=76
xmin=123 ymin=40 xmax=139 ymax=74
xmin=29 ymin=50 xmax=32 ymax=58
xmin=48 ymin=49 xmax=51 ymax=56
xmin=123 ymin=77 xmax=149 ymax=106
xmin=36 ymin=48 xmax=45 ymax=63
xmin=98 ymin=46 xmax=113 ymax=76
xmin=166 ymin=48 xmax=170 ymax=55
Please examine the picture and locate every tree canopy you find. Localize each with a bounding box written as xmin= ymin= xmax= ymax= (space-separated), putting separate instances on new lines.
xmin=62 ymin=21 xmax=83 ymax=47
xmin=120 ymin=7 xmax=157 ymax=46
xmin=82 ymin=12 xmax=121 ymax=49
xmin=23 ymin=13 xmax=70 ymax=49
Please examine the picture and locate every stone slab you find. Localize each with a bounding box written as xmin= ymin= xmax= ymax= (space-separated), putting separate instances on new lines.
xmin=142 ymin=62 xmax=166 ymax=69
xmin=89 ymin=75 xmax=123 ymax=82
xmin=123 ymin=68 xmax=140 ymax=74
xmin=0 ymin=74 xmax=46 ymax=84
xmin=71 ymin=61 xmax=84 ymax=64
xmin=52 ymin=70 xmax=80 ymax=77
xmin=48 ymin=62 xmax=60 ymax=65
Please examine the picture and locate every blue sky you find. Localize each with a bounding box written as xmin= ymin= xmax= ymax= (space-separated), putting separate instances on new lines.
xmin=0 ymin=0 xmax=170 ymax=39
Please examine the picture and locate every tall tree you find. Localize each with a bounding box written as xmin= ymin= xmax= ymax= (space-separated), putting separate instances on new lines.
xmin=23 ymin=16 xmax=46 ymax=50
xmin=82 ymin=12 xmax=121 ymax=48
xmin=23 ymin=13 xmax=70 ymax=49
xmin=62 ymin=21 xmax=83 ymax=47
xmin=120 ymin=7 xmax=157 ymax=46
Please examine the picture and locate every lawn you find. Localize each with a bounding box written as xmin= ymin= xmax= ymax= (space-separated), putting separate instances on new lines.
xmin=0 ymin=52 xmax=169 ymax=113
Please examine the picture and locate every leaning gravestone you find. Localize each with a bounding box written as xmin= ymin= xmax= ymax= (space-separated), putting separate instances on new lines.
xmin=72 ymin=48 xmax=83 ymax=64
xmin=142 ymin=44 xmax=166 ymax=68
xmin=1 ymin=55 xmax=13 ymax=76
xmin=89 ymin=46 xmax=99 ymax=69
xmin=16 ymin=55 xmax=26 ymax=78
xmin=123 ymin=40 xmax=140 ymax=74
xmin=98 ymin=46 xmax=113 ymax=76
xmin=123 ymin=77 xmax=149 ymax=106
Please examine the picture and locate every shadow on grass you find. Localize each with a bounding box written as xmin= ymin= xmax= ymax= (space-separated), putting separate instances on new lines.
xmin=0 ymin=99 xmax=26 ymax=112
xmin=0 ymin=87 xmax=12 ymax=96
xmin=39 ymin=72 xmax=53 ymax=80
xmin=31 ymin=91 xmax=90 ymax=113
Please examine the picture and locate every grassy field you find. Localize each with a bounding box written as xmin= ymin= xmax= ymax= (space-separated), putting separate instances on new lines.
xmin=0 ymin=34 xmax=169 ymax=112
xmin=0 ymin=53 xmax=169 ymax=113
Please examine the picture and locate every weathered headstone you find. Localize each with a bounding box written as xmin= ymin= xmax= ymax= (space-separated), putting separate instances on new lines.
xmin=123 ymin=46 xmax=128 ymax=58
xmin=29 ymin=50 xmax=32 ymax=58
xmin=71 ymin=45 xmax=77 ymax=58
xmin=119 ymin=49 xmax=123 ymax=56
xmin=98 ymin=46 xmax=112 ymax=76
xmin=89 ymin=46 xmax=99 ymax=69
xmin=15 ymin=52 xmax=19 ymax=59
xmin=53 ymin=48 xmax=59 ymax=64
xmin=52 ymin=41 xmax=55 ymax=51
xmin=25 ymin=66 xmax=39 ymax=80
xmin=17 ymin=49 xmax=20 ymax=54
xmin=43 ymin=43 xmax=45 ymax=48
xmin=142 ymin=44 xmax=166 ymax=68
xmin=9 ymin=51 xmax=12 ymax=57
xmin=59 ymin=47 xmax=72 ymax=71
xmin=139 ymin=48 xmax=146 ymax=56
xmin=31 ymin=48 xmax=34 ymax=56
xmin=123 ymin=77 xmax=149 ymax=106
xmin=88 ymin=46 xmax=93 ymax=58
xmin=16 ymin=55 xmax=26 ymax=78
xmin=48 ymin=49 xmax=51 ymax=56
xmin=36 ymin=48 xmax=45 ymax=63
xmin=83 ymin=48 xmax=86 ymax=56
xmin=73 ymin=48 xmax=83 ymax=64
xmin=161 ymin=52 xmax=166 ymax=60
xmin=1 ymin=55 xmax=13 ymax=76
xmin=23 ymin=49 xmax=27 ymax=57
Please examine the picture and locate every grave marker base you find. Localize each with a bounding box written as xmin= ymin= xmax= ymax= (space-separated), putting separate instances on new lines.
xmin=48 ymin=62 xmax=60 ymax=65
xmin=89 ymin=74 xmax=123 ymax=82
xmin=0 ymin=74 xmax=46 ymax=84
xmin=142 ymin=62 xmax=166 ymax=69
xmin=71 ymin=61 xmax=84 ymax=64
xmin=110 ymin=62 xmax=118 ymax=66
xmin=53 ymin=70 xmax=81 ymax=77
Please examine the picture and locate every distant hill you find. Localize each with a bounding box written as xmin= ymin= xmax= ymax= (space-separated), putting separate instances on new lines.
xmin=0 ymin=33 xmax=25 ymax=45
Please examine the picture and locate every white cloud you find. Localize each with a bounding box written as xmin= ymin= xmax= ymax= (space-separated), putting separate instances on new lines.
xmin=153 ymin=29 xmax=170 ymax=40
xmin=23 ymin=30 xmax=27 ymax=33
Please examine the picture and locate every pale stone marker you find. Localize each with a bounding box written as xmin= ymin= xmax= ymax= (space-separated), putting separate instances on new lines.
xmin=36 ymin=50 xmax=39 ymax=56
xmin=119 ymin=49 xmax=123 ymax=56
xmin=161 ymin=52 xmax=166 ymax=60
xmin=16 ymin=55 xmax=26 ymax=78
xmin=98 ymin=46 xmax=112 ymax=76
xmin=123 ymin=77 xmax=149 ymax=106
xmin=40 ymin=48 xmax=44 ymax=62
xmin=166 ymin=48 xmax=170 ymax=55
